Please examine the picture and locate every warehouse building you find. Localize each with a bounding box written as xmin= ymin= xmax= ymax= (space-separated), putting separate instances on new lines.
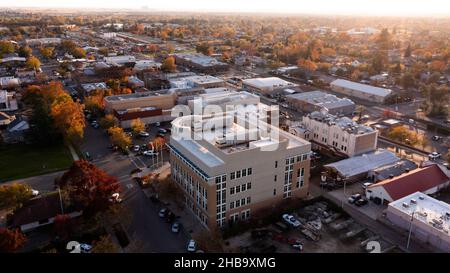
xmin=242 ymin=77 xmax=298 ymax=96
xmin=175 ymin=53 xmax=229 ymax=73
xmin=286 ymin=91 xmax=355 ymax=115
xmin=330 ymin=79 xmax=392 ymax=103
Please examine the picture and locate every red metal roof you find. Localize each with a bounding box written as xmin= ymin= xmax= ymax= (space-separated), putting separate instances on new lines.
xmin=369 ymin=164 xmax=449 ymax=201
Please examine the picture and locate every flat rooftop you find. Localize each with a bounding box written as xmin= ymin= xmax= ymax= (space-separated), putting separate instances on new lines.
xmin=389 ymin=192 xmax=450 ymax=235
xmin=176 ymin=53 xmax=227 ymax=67
xmin=105 ymin=90 xmax=173 ymax=102
xmin=287 ymin=90 xmax=355 ymax=109
xmin=308 ymin=111 xmax=374 ymax=134
xmin=243 ymin=77 xmax=298 ymax=89
xmin=331 ymin=79 xmax=392 ymax=97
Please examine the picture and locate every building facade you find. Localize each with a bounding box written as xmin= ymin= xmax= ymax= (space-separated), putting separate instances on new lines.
xmin=330 ymin=79 xmax=392 ymax=103
xmin=168 ymin=113 xmax=311 ymax=229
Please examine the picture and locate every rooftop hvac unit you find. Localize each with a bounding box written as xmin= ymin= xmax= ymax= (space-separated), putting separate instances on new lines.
xmin=410 ymin=199 xmax=417 ymax=204
xmin=419 ymin=196 xmax=425 ymax=200
xmin=418 ymin=211 xmax=427 ymax=217
xmin=402 ymin=202 xmax=409 ymax=208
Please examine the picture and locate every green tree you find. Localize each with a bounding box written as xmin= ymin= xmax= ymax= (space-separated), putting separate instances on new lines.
xmin=0 ymin=41 xmax=14 ymax=57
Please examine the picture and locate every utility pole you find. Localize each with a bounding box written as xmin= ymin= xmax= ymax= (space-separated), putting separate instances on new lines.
xmin=58 ymin=187 xmax=64 ymax=215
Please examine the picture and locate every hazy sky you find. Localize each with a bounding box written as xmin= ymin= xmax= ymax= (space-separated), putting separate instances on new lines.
xmin=2 ymin=0 xmax=450 ymax=16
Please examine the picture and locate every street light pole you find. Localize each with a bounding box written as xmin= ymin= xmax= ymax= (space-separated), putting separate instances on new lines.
xmin=406 ymin=211 xmax=415 ymax=250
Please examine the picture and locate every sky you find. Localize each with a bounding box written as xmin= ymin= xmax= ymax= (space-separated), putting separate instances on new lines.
xmin=1 ymin=0 xmax=450 ymax=16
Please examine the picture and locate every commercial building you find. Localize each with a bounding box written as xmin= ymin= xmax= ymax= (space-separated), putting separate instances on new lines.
xmin=286 ymin=91 xmax=355 ymax=115
xmin=330 ymin=79 xmax=392 ymax=103
xmin=169 ymin=75 xmax=225 ymax=90
xmin=80 ymin=82 xmax=108 ymax=95
xmin=367 ymin=159 xmax=418 ymax=182
xmin=386 ymin=192 xmax=450 ymax=252
xmin=104 ymin=90 xmax=177 ymax=127
xmin=366 ymin=164 xmax=450 ymax=204
xmin=0 ymin=76 xmax=19 ymax=88
xmin=104 ymin=55 xmax=136 ymax=65
xmin=187 ymin=90 xmax=261 ymax=113
xmin=301 ymin=111 xmax=377 ymax=157
xmin=324 ymin=149 xmax=400 ymax=182
xmin=168 ymin=113 xmax=311 ymax=229
xmin=175 ymin=53 xmax=229 ymax=73
xmin=242 ymin=77 xmax=298 ymax=96
xmin=25 ymin=38 xmax=62 ymax=46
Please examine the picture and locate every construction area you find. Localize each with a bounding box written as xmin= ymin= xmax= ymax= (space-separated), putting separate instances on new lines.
xmin=224 ymin=199 xmax=403 ymax=253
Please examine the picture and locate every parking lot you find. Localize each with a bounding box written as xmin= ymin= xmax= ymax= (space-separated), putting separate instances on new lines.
xmin=224 ymin=199 xmax=400 ymax=253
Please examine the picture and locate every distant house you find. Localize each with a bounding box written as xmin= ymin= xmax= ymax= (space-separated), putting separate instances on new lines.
xmin=366 ymin=164 xmax=450 ymax=204
xmin=9 ymin=193 xmax=83 ymax=233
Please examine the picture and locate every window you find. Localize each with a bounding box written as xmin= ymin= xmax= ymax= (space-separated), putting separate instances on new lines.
xmin=274 ymin=175 xmax=277 ymax=182
xmin=222 ymin=175 xmax=227 ymax=181
xmin=230 ymin=172 xmax=235 ymax=180
xmin=275 ymin=161 xmax=278 ymax=168
xmin=242 ymin=169 xmax=247 ymax=177
xmin=236 ymin=170 xmax=241 ymax=178
xmin=296 ymin=155 xmax=301 ymax=162
xmin=230 ymin=187 xmax=235 ymax=195
xmin=236 ymin=199 xmax=240 ymax=207
xmin=247 ymin=197 xmax=251 ymax=204
xmin=230 ymin=202 xmax=235 ymax=209
xmin=241 ymin=183 xmax=246 ymax=191
xmin=236 ymin=185 xmax=241 ymax=193
xmin=247 ymin=168 xmax=252 ymax=175
xmin=247 ymin=182 xmax=251 ymax=189
xmin=241 ymin=198 xmax=246 ymax=206
xmin=273 ymin=189 xmax=277 ymax=195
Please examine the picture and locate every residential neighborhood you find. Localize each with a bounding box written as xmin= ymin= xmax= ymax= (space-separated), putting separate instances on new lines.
xmin=0 ymin=0 xmax=449 ymax=260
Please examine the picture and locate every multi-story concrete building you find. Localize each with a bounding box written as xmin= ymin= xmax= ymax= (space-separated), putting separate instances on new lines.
xmin=168 ymin=113 xmax=311 ymax=229
xmin=301 ymin=111 xmax=377 ymax=157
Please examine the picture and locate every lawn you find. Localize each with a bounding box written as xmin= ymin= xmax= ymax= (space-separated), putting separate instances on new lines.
xmin=0 ymin=143 xmax=73 ymax=182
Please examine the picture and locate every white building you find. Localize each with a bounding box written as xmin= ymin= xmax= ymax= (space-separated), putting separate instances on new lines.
xmin=330 ymin=79 xmax=392 ymax=103
xmin=242 ymin=77 xmax=298 ymax=96
xmin=104 ymin=55 xmax=136 ymax=65
xmin=134 ymin=60 xmax=161 ymax=71
xmin=386 ymin=192 xmax=450 ymax=252
xmin=188 ymin=90 xmax=261 ymax=113
xmin=0 ymin=76 xmax=19 ymax=88
xmin=285 ymin=91 xmax=355 ymax=115
xmin=25 ymin=38 xmax=62 ymax=46
xmin=301 ymin=111 xmax=377 ymax=157
xmin=0 ymin=90 xmax=18 ymax=112
xmin=169 ymin=75 xmax=225 ymax=90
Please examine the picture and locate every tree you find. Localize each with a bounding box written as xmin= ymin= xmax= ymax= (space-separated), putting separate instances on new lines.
xmin=99 ymin=114 xmax=119 ymax=129
xmin=161 ymin=56 xmax=176 ymax=72
xmin=92 ymin=235 xmax=118 ymax=253
xmin=108 ymin=126 xmax=131 ymax=150
xmin=387 ymin=126 xmax=420 ymax=145
xmin=356 ymin=105 xmax=365 ymax=121
xmin=84 ymin=94 xmax=105 ymax=116
xmin=18 ymin=45 xmax=32 ymax=58
xmin=56 ymin=160 xmax=120 ymax=217
xmin=0 ymin=228 xmax=26 ymax=253
xmin=400 ymin=73 xmax=416 ymax=89
xmin=297 ymin=58 xmax=317 ymax=72
xmin=130 ymin=118 xmax=145 ymax=134
xmin=71 ymin=47 xmax=86 ymax=59
xmin=0 ymin=183 xmax=33 ymax=210
xmin=0 ymin=41 xmax=14 ymax=57
xmin=50 ymin=97 xmax=86 ymax=144
xmin=39 ymin=47 xmax=54 ymax=59
xmin=26 ymin=56 xmax=41 ymax=71
xmin=53 ymin=214 xmax=73 ymax=240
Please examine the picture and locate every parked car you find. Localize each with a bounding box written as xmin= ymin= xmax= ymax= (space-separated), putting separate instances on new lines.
xmin=171 ymin=222 xmax=180 ymax=233
xmin=85 ymin=152 xmax=92 ymax=161
xmin=362 ymin=182 xmax=373 ymax=190
xmin=139 ymin=131 xmax=150 ymax=137
xmin=91 ymin=121 xmax=99 ymax=129
xmin=432 ymin=136 xmax=443 ymax=141
xmin=282 ymin=214 xmax=301 ymax=228
xmin=143 ymin=150 xmax=157 ymax=157
xmin=292 ymin=240 xmax=303 ymax=251
xmin=132 ymin=145 xmax=140 ymax=152
xmin=159 ymin=208 xmax=167 ymax=218
xmin=355 ymin=198 xmax=369 ymax=207
xmin=428 ymin=152 xmax=442 ymax=160
xmin=187 ymin=239 xmax=196 ymax=252
xmin=158 ymin=128 xmax=167 ymax=134
xmin=348 ymin=194 xmax=362 ymax=204
xmin=31 ymin=189 xmax=40 ymax=197
xmin=80 ymin=244 xmax=92 ymax=253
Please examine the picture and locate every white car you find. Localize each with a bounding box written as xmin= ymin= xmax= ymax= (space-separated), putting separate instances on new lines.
xmin=132 ymin=145 xmax=140 ymax=152
xmin=143 ymin=150 xmax=157 ymax=157
xmin=80 ymin=244 xmax=92 ymax=253
xmin=171 ymin=222 xmax=180 ymax=233
xmin=139 ymin=131 xmax=150 ymax=137
xmin=428 ymin=152 xmax=442 ymax=160
xmin=159 ymin=208 xmax=167 ymax=218
xmin=282 ymin=214 xmax=301 ymax=228
xmin=187 ymin=239 xmax=196 ymax=252
xmin=31 ymin=189 xmax=40 ymax=196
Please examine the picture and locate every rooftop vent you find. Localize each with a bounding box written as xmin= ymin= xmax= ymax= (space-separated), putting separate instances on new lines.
xmin=410 ymin=199 xmax=417 ymax=204
xmin=419 ymin=195 xmax=425 ymax=200
xmin=402 ymin=202 xmax=409 ymax=208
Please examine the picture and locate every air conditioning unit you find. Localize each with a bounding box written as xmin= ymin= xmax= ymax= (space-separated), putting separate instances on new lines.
xmin=402 ymin=202 xmax=409 ymax=208
xmin=410 ymin=199 xmax=417 ymax=204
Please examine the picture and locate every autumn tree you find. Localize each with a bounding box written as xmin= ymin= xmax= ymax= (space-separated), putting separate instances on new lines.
xmin=50 ymin=95 xmax=86 ymax=144
xmin=92 ymin=235 xmax=118 ymax=253
xmin=387 ymin=126 xmax=420 ymax=145
xmin=56 ymin=160 xmax=120 ymax=217
xmin=39 ymin=47 xmax=54 ymax=59
xmin=99 ymin=114 xmax=119 ymax=130
xmin=84 ymin=93 xmax=105 ymax=116
xmin=108 ymin=126 xmax=131 ymax=150
xmin=18 ymin=45 xmax=32 ymax=58
xmin=0 ymin=183 xmax=33 ymax=210
xmin=130 ymin=118 xmax=145 ymax=134
xmin=26 ymin=56 xmax=41 ymax=71
xmin=404 ymin=44 xmax=412 ymax=58
xmin=161 ymin=56 xmax=176 ymax=72
xmin=0 ymin=41 xmax=14 ymax=57
xmin=297 ymin=58 xmax=317 ymax=73
xmin=0 ymin=228 xmax=26 ymax=253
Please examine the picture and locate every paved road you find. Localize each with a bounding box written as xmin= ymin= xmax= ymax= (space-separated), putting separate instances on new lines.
xmin=80 ymin=124 xmax=187 ymax=253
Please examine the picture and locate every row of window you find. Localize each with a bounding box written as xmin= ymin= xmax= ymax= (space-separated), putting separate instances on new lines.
xmin=230 ymin=209 xmax=251 ymax=223
xmin=230 ymin=168 xmax=252 ymax=180
xmin=230 ymin=197 xmax=251 ymax=209
xmin=230 ymin=182 xmax=252 ymax=195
